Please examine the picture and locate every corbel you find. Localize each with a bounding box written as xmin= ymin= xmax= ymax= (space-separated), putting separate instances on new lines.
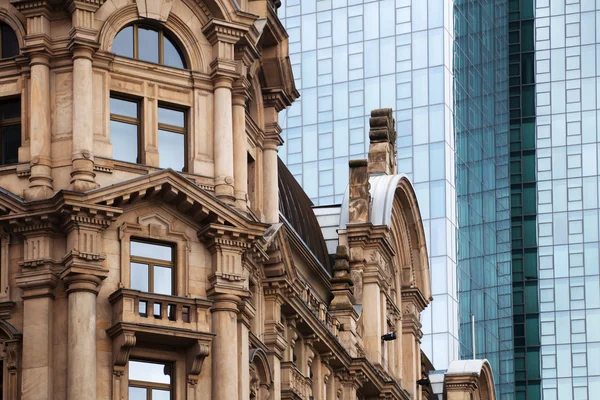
xmin=187 ymin=341 xmax=211 ymax=385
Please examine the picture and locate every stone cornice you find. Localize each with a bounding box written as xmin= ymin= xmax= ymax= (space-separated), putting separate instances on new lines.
xmin=202 ymin=19 xmax=250 ymax=45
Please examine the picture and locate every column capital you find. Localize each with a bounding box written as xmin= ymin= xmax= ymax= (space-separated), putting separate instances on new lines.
xmin=61 ymin=269 xmax=106 ymax=295
xmin=202 ymin=19 xmax=249 ymax=46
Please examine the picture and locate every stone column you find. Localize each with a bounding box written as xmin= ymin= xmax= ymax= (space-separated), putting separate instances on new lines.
xmin=203 ymin=19 xmax=248 ymax=205
xmin=238 ymin=302 xmax=253 ymax=400
xmin=210 ymin=294 xmax=240 ymax=399
xmin=401 ymin=289 xmax=427 ymax=399
xmin=232 ymin=86 xmax=248 ymax=210
xmin=16 ymin=269 xmax=58 ymax=400
xmin=339 ymin=373 xmax=360 ymax=399
xmin=213 ymin=76 xmax=236 ymax=203
xmin=69 ymin=45 xmax=98 ymax=191
xmin=262 ymin=97 xmax=284 ymax=224
xmin=64 ymin=273 xmax=102 ymax=400
xmin=25 ymin=53 xmax=53 ymax=200
xmin=263 ymin=287 xmax=287 ymax=400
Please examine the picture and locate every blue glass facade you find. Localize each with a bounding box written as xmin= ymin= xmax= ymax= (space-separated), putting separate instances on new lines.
xmin=454 ymin=0 xmax=514 ymax=398
xmin=278 ymin=0 xmax=513 ymax=397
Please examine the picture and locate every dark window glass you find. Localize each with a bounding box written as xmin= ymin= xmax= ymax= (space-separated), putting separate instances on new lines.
xmin=129 ymin=240 xmax=173 ymax=295
xmin=110 ymin=96 xmax=139 ymax=164
xmin=112 ymin=24 xmax=186 ymax=69
xmin=0 ymin=98 xmax=20 ymax=165
xmin=0 ymin=23 xmax=18 ymax=59
xmin=138 ymin=27 xmax=159 ymax=64
xmin=112 ymin=26 xmax=133 ymax=58
xmin=158 ymin=106 xmax=185 ymax=171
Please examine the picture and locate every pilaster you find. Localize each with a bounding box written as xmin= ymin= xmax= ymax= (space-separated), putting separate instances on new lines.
xmin=400 ymin=288 xmax=427 ymax=400
xmin=14 ymin=222 xmax=59 ymax=400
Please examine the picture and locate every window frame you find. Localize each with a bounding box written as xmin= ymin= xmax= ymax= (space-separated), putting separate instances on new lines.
xmin=114 ymin=23 xmax=187 ymax=69
xmin=110 ymin=93 xmax=142 ymax=164
xmin=128 ymin=358 xmax=173 ymax=400
xmin=157 ymin=102 xmax=187 ymax=172
xmin=129 ymin=239 xmax=175 ymax=296
xmin=0 ymin=96 xmax=21 ymax=166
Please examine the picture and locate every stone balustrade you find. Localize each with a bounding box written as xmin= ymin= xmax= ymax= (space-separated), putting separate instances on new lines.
xmin=108 ymin=288 xmax=212 ymax=333
xmin=281 ymin=361 xmax=312 ymax=399
xmin=301 ymin=285 xmax=341 ymax=339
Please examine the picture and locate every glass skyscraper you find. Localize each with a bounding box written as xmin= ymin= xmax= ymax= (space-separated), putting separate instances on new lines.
xmin=278 ymin=0 xmax=514 ymax=397
xmin=279 ymin=0 xmax=600 ymax=399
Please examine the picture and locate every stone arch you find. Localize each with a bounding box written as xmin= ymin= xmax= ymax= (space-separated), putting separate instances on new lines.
xmin=390 ymin=176 xmax=431 ymax=301
xmin=97 ymin=3 xmax=209 ymax=73
xmin=249 ymin=347 xmax=273 ymax=400
xmin=0 ymin=7 xmax=26 ymax=51
xmin=0 ymin=319 xmax=21 ymax=399
xmin=477 ymin=360 xmax=496 ymax=400
xmin=248 ymin=66 xmax=265 ymax=130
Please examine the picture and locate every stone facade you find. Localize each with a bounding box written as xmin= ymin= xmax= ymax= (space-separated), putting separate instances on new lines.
xmin=0 ymin=0 xmax=495 ymax=399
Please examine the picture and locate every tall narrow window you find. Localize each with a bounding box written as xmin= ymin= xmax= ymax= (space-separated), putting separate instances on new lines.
xmin=112 ymin=24 xmax=186 ymax=69
xmin=158 ymin=105 xmax=186 ymax=172
xmin=110 ymin=96 xmax=140 ymax=164
xmin=0 ymin=98 xmax=20 ymax=165
xmin=247 ymin=153 xmax=256 ymax=208
xmin=128 ymin=360 xmax=172 ymax=400
xmin=0 ymin=23 xmax=18 ymax=59
xmin=130 ymin=240 xmax=174 ymax=295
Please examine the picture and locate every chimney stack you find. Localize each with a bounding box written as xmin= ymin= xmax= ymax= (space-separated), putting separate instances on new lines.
xmin=368 ymin=108 xmax=397 ymax=175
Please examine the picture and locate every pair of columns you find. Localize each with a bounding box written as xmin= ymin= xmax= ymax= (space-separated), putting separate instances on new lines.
xmin=24 ymin=44 xmax=98 ymax=201
xmin=18 ymin=266 xmax=103 ymax=400
xmin=212 ymin=74 xmax=280 ymax=224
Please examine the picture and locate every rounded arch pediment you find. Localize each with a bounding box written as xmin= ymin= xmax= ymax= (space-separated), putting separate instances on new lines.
xmin=339 ymin=174 xmax=431 ymax=301
xmin=97 ymin=3 xmax=210 ymax=73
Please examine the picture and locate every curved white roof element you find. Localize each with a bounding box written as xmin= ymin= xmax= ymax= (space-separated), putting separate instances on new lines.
xmin=446 ymin=359 xmax=491 ymax=376
xmin=339 ymin=173 xmax=413 ymax=229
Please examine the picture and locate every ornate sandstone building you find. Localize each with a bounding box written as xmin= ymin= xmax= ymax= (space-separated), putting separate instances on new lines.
xmin=0 ymin=0 xmax=496 ymax=399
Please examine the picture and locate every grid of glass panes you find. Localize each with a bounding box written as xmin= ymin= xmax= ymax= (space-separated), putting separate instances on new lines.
xmin=453 ymin=0 xmax=515 ymax=397
xmin=278 ymin=0 xmax=461 ymax=371
xmin=535 ymin=0 xmax=600 ymax=399
xmin=130 ymin=240 xmax=174 ymax=296
xmin=128 ymin=360 xmax=172 ymax=400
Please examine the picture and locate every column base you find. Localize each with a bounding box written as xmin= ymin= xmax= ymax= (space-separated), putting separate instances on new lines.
xmin=23 ymin=185 xmax=54 ymax=201
xmin=215 ymin=182 xmax=236 ymax=205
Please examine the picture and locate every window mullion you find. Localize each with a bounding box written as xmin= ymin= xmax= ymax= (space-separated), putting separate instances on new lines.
xmin=133 ymin=24 xmax=138 ymax=59
xmin=149 ymin=262 xmax=154 ymax=293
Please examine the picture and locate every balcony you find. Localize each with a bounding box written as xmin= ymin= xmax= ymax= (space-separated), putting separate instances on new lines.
xmin=107 ymin=288 xmax=213 ymax=347
xmin=281 ymin=361 xmax=312 ymax=400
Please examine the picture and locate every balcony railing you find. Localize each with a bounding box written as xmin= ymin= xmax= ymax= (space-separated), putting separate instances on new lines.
xmin=108 ymin=288 xmax=212 ymax=334
xmin=281 ymin=361 xmax=312 ymax=399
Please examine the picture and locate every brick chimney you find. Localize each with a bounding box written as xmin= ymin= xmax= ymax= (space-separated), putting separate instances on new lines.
xmin=368 ymin=108 xmax=397 ymax=175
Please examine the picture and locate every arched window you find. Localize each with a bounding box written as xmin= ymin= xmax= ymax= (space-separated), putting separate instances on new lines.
xmin=0 ymin=22 xmax=18 ymax=59
xmin=112 ymin=24 xmax=186 ymax=69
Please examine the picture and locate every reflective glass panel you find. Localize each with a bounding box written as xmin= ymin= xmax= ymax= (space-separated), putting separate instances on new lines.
xmin=153 ymin=389 xmax=171 ymax=400
xmin=153 ymin=266 xmax=172 ymax=295
xmin=158 ymin=130 xmax=184 ymax=171
xmin=112 ymin=26 xmax=134 ymax=58
xmin=130 ymin=262 xmax=149 ymax=292
xmin=158 ymin=108 xmax=185 ymax=127
xmin=110 ymin=120 xmax=138 ymax=163
xmin=130 ymin=241 xmax=172 ymax=261
xmin=110 ymin=98 xmax=138 ymax=119
xmin=163 ymin=35 xmax=185 ymax=69
xmin=128 ymin=387 xmax=146 ymax=400
xmin=138 ymin=27 xmax=159 ymax=64
xmin=128 ymin=361 xmax=171 ymax=384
